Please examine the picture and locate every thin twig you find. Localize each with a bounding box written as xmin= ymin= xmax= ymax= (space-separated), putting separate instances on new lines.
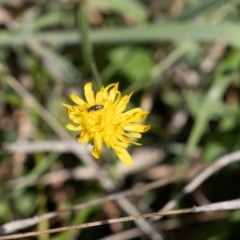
xmin=0 ymin=209 xmax=194 ymax=240
xmin=5 ymin=166 xmax=95 ymax=189
xmin=194 ymin=199 xmax=240 ymax=212
xmin=1 ymin=171 xmax=187 ymax=233
xmin=2 ymin=141 xmax=91 ymax=154
xmin=1 ymin=199 xmax=240 ymax=240
xmin=160 ymin=150 xmax=240 ymax=213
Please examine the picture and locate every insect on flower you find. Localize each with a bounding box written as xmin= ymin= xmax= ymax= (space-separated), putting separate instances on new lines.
xmin=62 ymin=82 xmax=150 ymax=166
xmin=88 ymin=104 xmax=104 ymax=112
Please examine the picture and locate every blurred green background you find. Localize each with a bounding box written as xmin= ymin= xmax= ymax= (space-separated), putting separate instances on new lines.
xmin=1 ymin=0 xmax=240 ymax=239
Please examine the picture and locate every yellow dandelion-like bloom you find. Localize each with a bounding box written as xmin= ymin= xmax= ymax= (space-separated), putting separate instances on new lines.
xmin=62 ymin=82 xmax=150 ymax=166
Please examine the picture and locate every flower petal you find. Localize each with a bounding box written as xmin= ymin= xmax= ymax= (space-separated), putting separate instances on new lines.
xmin=108 ymin=83 xmax=120 ymax=102
xmin=114 ymin=94 xmax=131 ymax=114
xmin=80 ymin=130 xmax=94 ymax=143
xmin=70 ymin=93 xmax=86 ymax=108
xmin=62 ymin=103 xmax=72 ymax=109
xmin=121 ymin=108 xmax=142 ymax=116
xmin=92 ymin=133 xmax=103 ymax=159
xmin=123 ymin=132 xmax=142 ymax=138
xmin=84 ymin=82 xmax=95 ymax=106
xmin=124 ymin=124 xmax=150 ymax=133
xmin=103 ymin=135 xmax=111 ymax=148
xmin=114 ymin=147 xmax=133 ymax=166
xmin=66 ymin=124 xmax=82 ymax=131
xmin=111 ymin=134 xmax=129 ymax=148
xmin=122 ymin=109 xmax=149 ymax=122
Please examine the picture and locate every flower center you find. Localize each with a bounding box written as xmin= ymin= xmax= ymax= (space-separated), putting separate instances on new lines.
xmin=94 ymin=108 xmax=117 ymax=135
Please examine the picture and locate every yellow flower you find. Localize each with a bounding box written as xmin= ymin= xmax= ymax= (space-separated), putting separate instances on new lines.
xmin=62 ymin=82 xmax=150 ymax=166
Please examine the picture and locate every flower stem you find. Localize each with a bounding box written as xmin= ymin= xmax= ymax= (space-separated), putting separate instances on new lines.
xmin=75 ymin=1 xmax=102 ymax=89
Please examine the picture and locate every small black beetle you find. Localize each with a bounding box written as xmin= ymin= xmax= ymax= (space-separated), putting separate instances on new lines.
xmin=88 ymin=104 xmax=104 ymax=112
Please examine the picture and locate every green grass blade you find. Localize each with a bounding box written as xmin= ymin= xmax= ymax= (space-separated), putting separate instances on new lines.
xmin=0 ymin=22 xmax=240 ymax=47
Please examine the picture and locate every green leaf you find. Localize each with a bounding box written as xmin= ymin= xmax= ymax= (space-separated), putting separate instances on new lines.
xmin=1 ymin=22 xmax=240 ymax=47
xmin=185 ymin=50 xmax=240 ymax=157
xmin=104 ymin=46 xmax=154 ymax=83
